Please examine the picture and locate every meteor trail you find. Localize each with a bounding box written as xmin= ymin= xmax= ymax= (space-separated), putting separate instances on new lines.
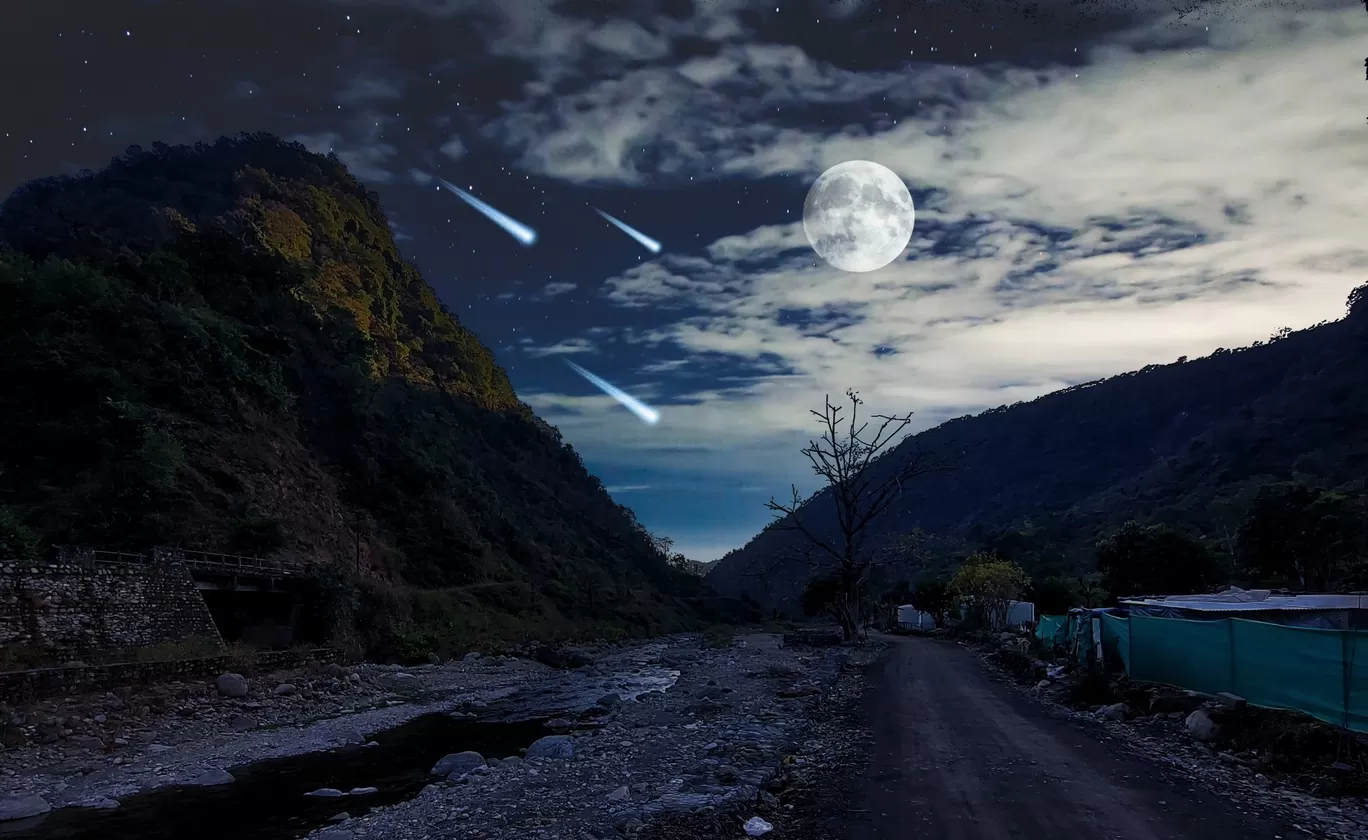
xmin=564 ymin=359 xmax=660 ymax=425
xmin=593 ymin=208 xmax=661 ymax=254
xmin=433 ymin=175 xmax=537 ymax=246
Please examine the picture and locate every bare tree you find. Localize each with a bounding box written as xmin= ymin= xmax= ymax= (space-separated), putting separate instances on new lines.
xmin=765 ymin=389 xmax=945 ymax=641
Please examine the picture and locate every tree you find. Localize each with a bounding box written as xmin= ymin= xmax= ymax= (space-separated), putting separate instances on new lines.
xmin=1236 ymin=482 xmax=1367 ymax=592
xmin=800 ymin=574 xmax=845 ymax=624
xmin=910 ymin=578 xmax=952 ymax=628
xmin=1027 ymin=576 xmax=1075 ymax=616
xmin=1095 ymin=521 xmax=1222 ymax=599
xmin=766 ymin=390 xmax=944 ymax=640
xmin=949 ymin=553 xmax=1029 ymax=631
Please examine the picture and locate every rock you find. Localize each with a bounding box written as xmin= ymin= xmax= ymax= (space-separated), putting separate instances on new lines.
xmin=744 ymin=816 xmax=774 ymax=836
xmin=147 ymin=744 xmax=172 ymax=753
xmin=273 ymin=683 xmax=297 ymax=696
xmin=305 ymin=788 xmax=347 ymax=798
xmin=596 ymin=693 xmax=622 ymax=708
xmin=1149 ymin=691 xmax=1205 ymax=716
xmin=328 ymin=812 xmax=350 ymax=823
xmin=1215 ymin=692 xmax=1247 ymax=709
xmin=1185 ymin=709 xmax=1220 ymax=742
xmin=427 ymin=653 xmax=442 ymax=665
xmin=546 ymin=718 xmax=573 ymax=731
xmin=228 ymin=715 xmax=256 ymax=732
xmin=215 ymin=673 xmax=249 ymax=698
xmin=501 ymin=755 xmax=523 ymax=766
xmin=776 ymin=685 xmax=820 ymax=699
xmin=71 ymin=735 xmax=104 ymax=750
xmin=1099 ymin=703 xmax=1129 ymax=722
xmin=608 ymin=785 xmax=630 ymax=802
xmin=462 ymin=652 xmax=482 ymax=662
xmin=189 ymin=768 xmax=235 ymax=786
xmin=431 ymin=750 xmax=485 ymax=777
xmin=1035 ymin=679 xmax=1051 ymax=690
xmin=525 ymin=734 xmax=574 ymax=759
xmin=348 ymin=787 xmax=378 ymax=796
xmin=316 ymin=831 xmax=354 ymax=840
xmin=74 ymin=796 xmax=120 ymax=810
xmin=0 ymin=794 xmax=51 ymax=822
xmin=339 ymin=730 xmax=367 ymax=745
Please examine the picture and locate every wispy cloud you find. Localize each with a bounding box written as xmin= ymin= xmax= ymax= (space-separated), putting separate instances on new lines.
xmin=542 ymin=281 xmax=577 ymax=299
xmin=523 ymin=336 xmax=597 ymax=358
xmin=508 ymin=3 xmax=1368 ymax=498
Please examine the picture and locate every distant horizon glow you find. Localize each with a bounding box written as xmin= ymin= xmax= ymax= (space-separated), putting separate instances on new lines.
xmin=433 ymin=174 xmax=537 ymax=245
xmin=564 ymin=359 xmax=661 ymax=425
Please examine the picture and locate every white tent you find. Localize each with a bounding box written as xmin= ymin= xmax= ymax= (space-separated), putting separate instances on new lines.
xmin=896 ymin=605 xmax=937 ymax=630
xmin=1006 ymin=600 xmax=1035 ymax=627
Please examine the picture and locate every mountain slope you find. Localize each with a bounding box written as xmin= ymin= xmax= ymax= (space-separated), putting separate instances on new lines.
xmin=0 ymin=133 xmax=693 ymax=635
xmin=706 ymin=293 xmax=1368 ymax=611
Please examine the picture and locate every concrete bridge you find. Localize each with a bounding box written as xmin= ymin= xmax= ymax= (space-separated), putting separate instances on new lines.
xmin=61 ymin=547 xmax=309 ymax=592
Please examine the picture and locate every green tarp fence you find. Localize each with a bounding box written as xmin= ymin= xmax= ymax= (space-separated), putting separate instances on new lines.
xmin=1109 ymin=614 xmax=1368 ymax=733
xmin=1100 ymin=612 xmax=1130 ymax=673
xmin=1035 ymin=614 xmax=1068 ymax=648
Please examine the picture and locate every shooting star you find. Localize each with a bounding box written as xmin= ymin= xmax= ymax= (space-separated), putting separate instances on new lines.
xmin=564 ymin=359 xmax=660 ymax=425
xmin=432 ymin=174 xmax=537 ymax=246
xmin=593 ymin=208 xmax=661 ymax=254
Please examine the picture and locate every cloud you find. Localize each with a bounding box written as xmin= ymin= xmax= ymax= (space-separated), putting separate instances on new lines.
xmin=335 ymin=75 xmax=404 ymax=105
xmin=512 ymin=4 xmax=1368 ymax=500
xmin=542 ymin=281 xmax=577 ymax=298
xmin=439 ymin=135 xmax=467 ymax=160
xmin=523 ymin=336 xmax=597 ymax=358
xmin=605 ymin=484 xmax=653 ymax=493
xmin=288 ymin=115 xmax=399 ymax=183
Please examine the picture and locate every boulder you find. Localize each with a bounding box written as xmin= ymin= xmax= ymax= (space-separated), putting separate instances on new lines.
xmin=215 ymin=673 xmax=249 ymax=698
xmin=596 ymin=692 xmax=622 ymax=708
xmin=305 ymin=788 xmax=347 ymax=798
xmin=1149 ymin=690 xmax=1205 ymax=716
xmin=525 ymin=734 xmax=574 ymax=759
xmin=431 ymin=750 xmax=485 ymax=777
xmin=1215 ymin=692 xmax=1248 ymax=709
xmin=1185 ymin=709 xmax=1220 ymax=742
xmin=1099 ymin=703 xmax=1129 ymax=722
xmin=189 ymin=768 xmax=235 ymax=786
xmin=273 ymin=683 xmax=297 ymax=696
xmin=0 ymin=794 xmax=51 ymax=822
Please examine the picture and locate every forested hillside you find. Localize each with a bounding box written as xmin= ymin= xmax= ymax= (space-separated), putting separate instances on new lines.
xmin=0 ymin=134 xmax=705 ymax=648
xmin=707 ymin=287 xmax=1368 ymax=613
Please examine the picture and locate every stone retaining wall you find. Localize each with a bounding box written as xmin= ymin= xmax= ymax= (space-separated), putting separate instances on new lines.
xmin=0 ymin=558 xmax=222 ymax=661
xmin=0 ymin=648 xmax=342 ymax=704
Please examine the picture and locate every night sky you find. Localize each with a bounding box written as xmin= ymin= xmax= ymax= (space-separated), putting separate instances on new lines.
xmin=2 ymin=0 xmax=1365 ymax=561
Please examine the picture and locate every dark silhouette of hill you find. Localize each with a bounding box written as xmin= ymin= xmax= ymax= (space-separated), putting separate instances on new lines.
xmin=706 ymin=287 xmax=1368 ymax=612
xmin=0 ymin=133 xmax=705 ymax=642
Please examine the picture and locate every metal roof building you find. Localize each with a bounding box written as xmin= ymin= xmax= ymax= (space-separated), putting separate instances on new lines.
xmin=1119 ymin=588 xmax=1368 ymax=630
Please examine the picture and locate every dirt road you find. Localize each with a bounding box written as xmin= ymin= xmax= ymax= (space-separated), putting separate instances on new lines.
xmin=853 ymin=636 xmax=1303 ymax=840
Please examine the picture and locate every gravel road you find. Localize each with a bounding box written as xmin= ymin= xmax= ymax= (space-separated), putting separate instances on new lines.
xmin=855 ymin=635 xmax=1307 ymax=840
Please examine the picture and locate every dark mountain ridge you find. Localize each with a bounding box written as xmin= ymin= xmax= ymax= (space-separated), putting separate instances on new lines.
xmin=0 ymin=133 xmax=698 ymax=640
xmin=706 ymin=289 xmax=1368 ymax=611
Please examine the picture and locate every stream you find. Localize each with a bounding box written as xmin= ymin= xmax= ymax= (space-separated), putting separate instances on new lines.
xmin=3 ymin=714 xmax=547 ymax=840
xmin=4 ymin=665 xmax=680 ymax=840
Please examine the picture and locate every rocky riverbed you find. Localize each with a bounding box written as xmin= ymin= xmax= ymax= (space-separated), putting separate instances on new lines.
xmin=0 ymin=633 xmax=850 ymax=839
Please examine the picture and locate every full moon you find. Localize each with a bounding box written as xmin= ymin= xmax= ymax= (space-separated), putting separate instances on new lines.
xmin=802 ymin=160 xmax=915 ymax=273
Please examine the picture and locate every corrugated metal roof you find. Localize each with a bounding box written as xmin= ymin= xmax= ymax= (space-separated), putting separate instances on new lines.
xmin=1120 ymin=592 xmax=1368 ymax=612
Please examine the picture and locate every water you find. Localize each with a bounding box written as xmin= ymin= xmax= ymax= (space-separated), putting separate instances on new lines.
xmin=5 ymin=715 xmax=548 ymax=840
